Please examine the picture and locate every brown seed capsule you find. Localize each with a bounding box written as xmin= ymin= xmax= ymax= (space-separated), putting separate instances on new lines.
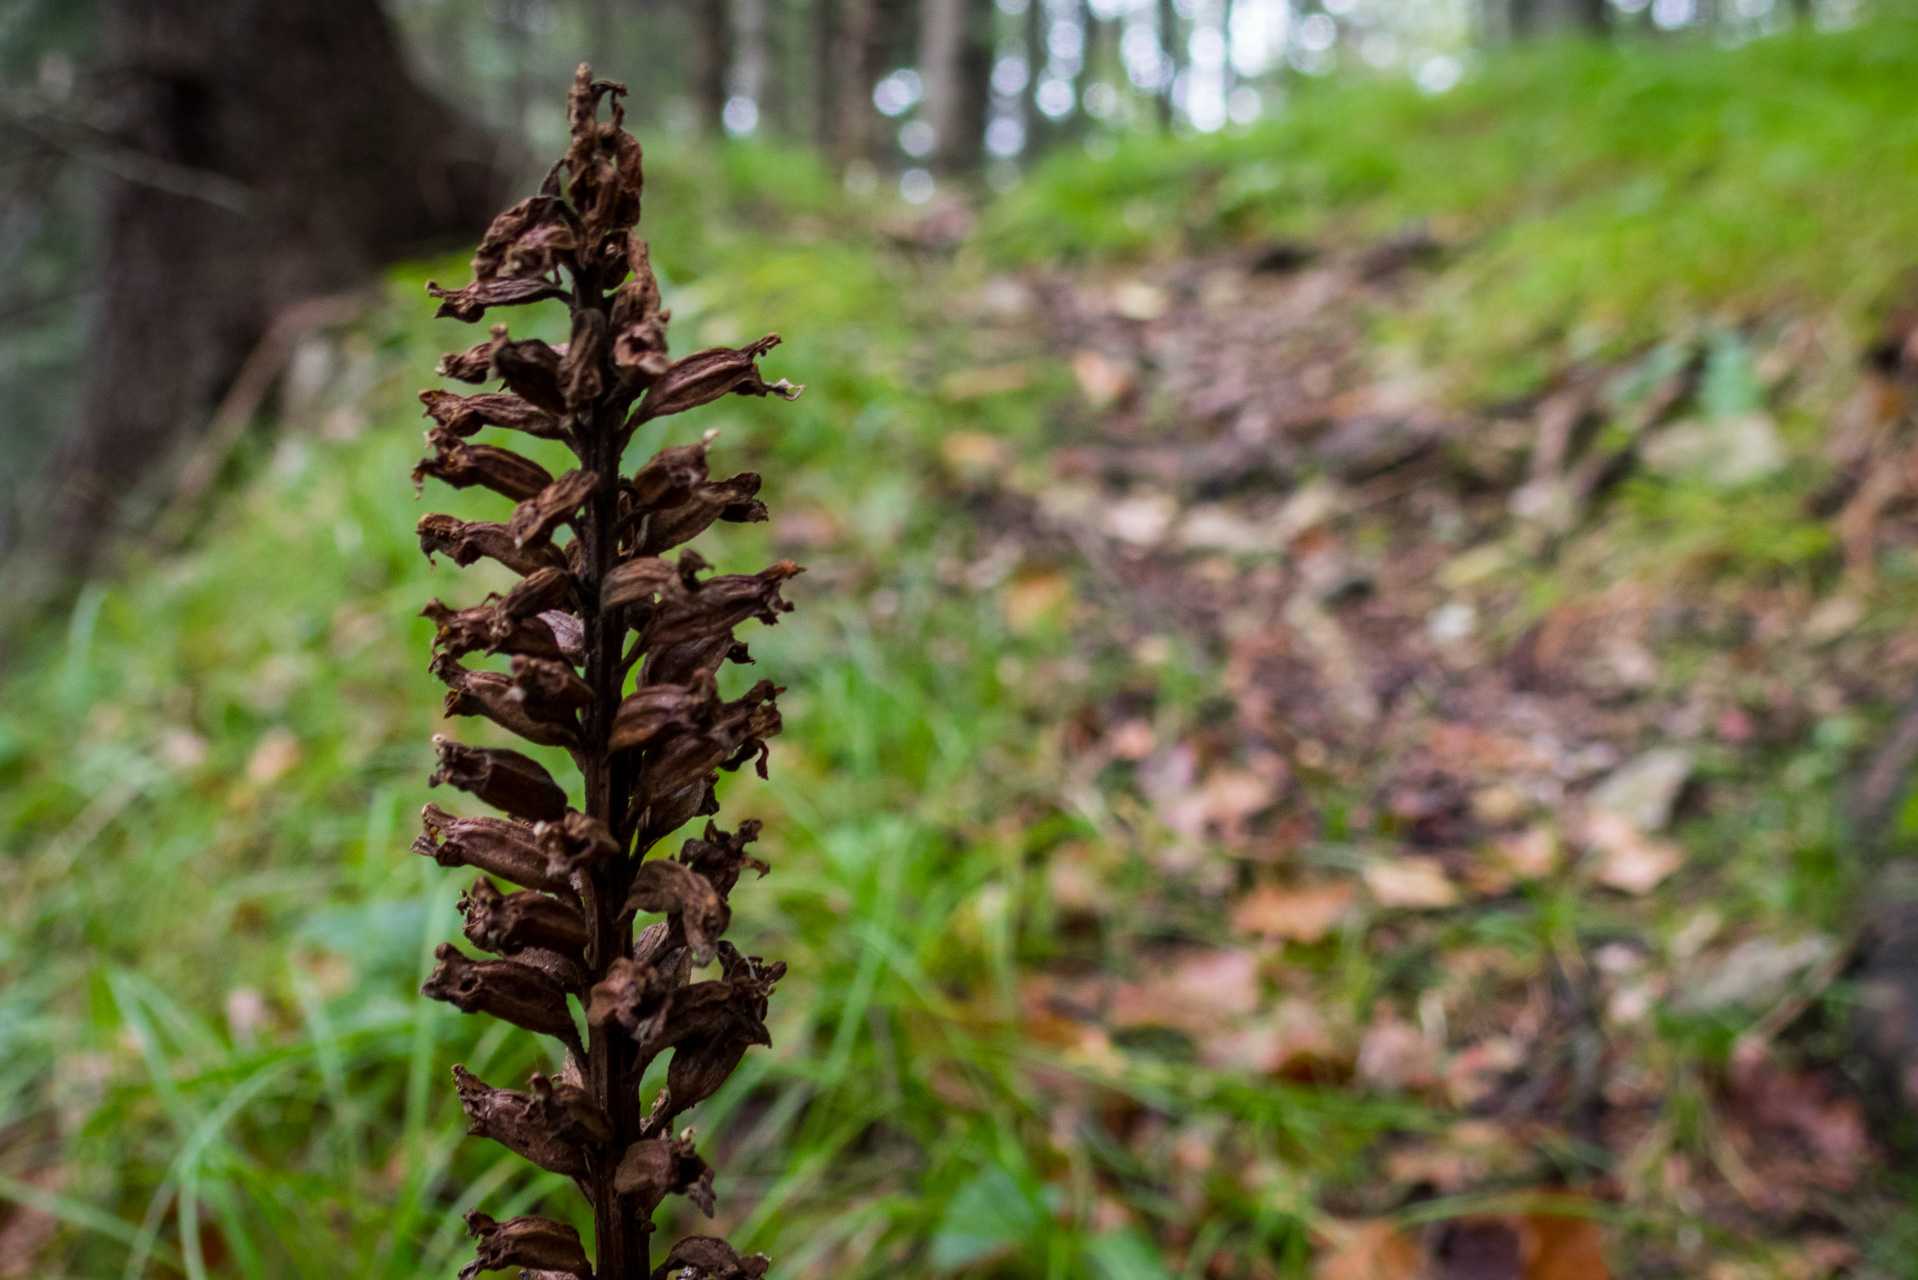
xmin=508 ymin=469 xmax=597 ymax=549
xmin=534 ymin=810 xmax=622 ymax=882
xmin=437 ymin=340 xmax=497 ymax=383
xmin=614 ymin=1132 xmax=715 ymax=1217
xmin=414 ymin=804 xmax=571 ymax=896
xmin=414 ymin=426 xmax=555 ymax=501
xmin=418 ymin=514 xmax=569 ymax=577
xmin=429 ymin=736 xmax=570 ymax=822
xmin=636 ymin=334 xmax=803 ymax=423
xmin=418 ymin=389 xmax=564 ymax=441
xmin=427 ymin=275 xmax=570 ymax=323
xmin=459 ymin=1211 xmax=592 ymax=1280
xmin=423 ymin=944 xmax=579 ymax=1042
xmin=649 ymin=1235 xmax=770 ymax=1280
xmin=460 ymin=877 xmax=590 ymax=959
xmin=624 ymin=858 xmax=729 ymax=965
xmin=678 ymin=820 xmax=769 ymax=898
xmin=558 ymin=306 xmax=608 ymax=409
xmin=438 ymin=661 xmax=580 ymax=750
xmin=492 ymin=334 xmax=568 ymax=413
xmin=451 ymin=1065 xmax=587 ymax=1178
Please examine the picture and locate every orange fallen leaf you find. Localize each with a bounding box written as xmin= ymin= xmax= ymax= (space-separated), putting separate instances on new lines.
xmin=1002 ymin=570 xmax=1070 ymax=633
xmin=1110 ymin=949 xmax=1260 ymax=1033
xmin=1073 ymin=349 xmax=1135 ymax=408
xmin=1313 ymin=1219 xmax=1420 ymax=1280
xmin=1231 ymin=882 xmax=1355 ymax=943
xmin=939 ymin=363 xmax=1032 ymax=401
xmin=1519 ymin=1213 xmax=1610 ymax=1280
xmin=938 ymin=429 xmax=1006 ymax=473
xmin=1584 ymin=811 xmax=1681 ymax=894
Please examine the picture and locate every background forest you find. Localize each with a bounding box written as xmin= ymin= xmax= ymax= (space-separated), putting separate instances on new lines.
xmin=5 ymin=0 xmax=1918 ymax=1277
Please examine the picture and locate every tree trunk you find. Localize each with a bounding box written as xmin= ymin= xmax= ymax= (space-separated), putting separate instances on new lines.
xmin=40 ymin=0 xmax=501 ymax=569
xmin=694 ymin=0 xmax=733 ymax=134
xmin=831 ymin=0 xmax=879 ymax=168
xmin=919 ymin=0 xmax=966 ymax=168
xmin=814 ymin=0 xmax=839 ymax=151
xmin=731 ymin=0 xmax=770 ymax=125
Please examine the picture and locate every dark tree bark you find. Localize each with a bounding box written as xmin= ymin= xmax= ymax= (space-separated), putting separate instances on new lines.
xmin=43 ymin=0 xmax=502 ymax=567
xmin=920 ymin=0 xmax=993 ymax=172
xmin=830 ymin=0 xmax=879 ymax=167
xmin=694 ymin=0 xmax=732 ymax=134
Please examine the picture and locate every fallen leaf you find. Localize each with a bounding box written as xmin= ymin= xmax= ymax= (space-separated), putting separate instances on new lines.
xmin=1494 ymin=826 xmax=1559 ymax=880
xmin=1073 ymin=349 xmax=1135 ymax=408
xmin=1357 ymin=1013 xmax=1438 ymax=1090
xmin=1106 ymin=719 xmax=1155 ymax=761
xmin=1199 ymin=998 xmax=1338 ymax=1075
xmin=1313 ymin=1219 xmax=1420 ymax=1280
xmin=1230 ymin=882 xmax=1355 ymax=943
xmin=1364 ymin=858 xmax=1458 ymax=909
xmin=1002 ymin=571 xmax=1070 ymax=633
xmin=939 ymin=430 xmax=1007 ymax=473
xmin=1110 ymin=949 xmax=1260 ymax=1034
xmin=1100 ymin=492 xmax=1177 ymax=546
xmin=939 ymin=363 xmax=1032 ymax=401
xmin=245 ymin=728 xmax=301 ymax=785
xmin=1113 ymin=280 xmax=1169 ymax=321
xmin=1518 ymin=1213 xmax=1610 ymax=1280
xmin=1583 ymin=811 xmax=1682 ymax=894
xmin=1586 ymin=748 xmax=1692 ymax=832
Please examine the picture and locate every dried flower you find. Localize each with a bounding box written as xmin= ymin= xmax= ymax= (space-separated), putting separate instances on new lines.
xmin=407 ymin=65 xmax=803 ymax=1279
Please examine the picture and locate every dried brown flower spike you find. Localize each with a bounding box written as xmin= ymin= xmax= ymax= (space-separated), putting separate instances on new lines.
xmin=410 ymin=65 xmax=804 ymax=1280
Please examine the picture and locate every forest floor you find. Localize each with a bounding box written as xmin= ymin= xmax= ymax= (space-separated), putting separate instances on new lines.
xmin=10 ymin=22 xmax=1918 ymax=1280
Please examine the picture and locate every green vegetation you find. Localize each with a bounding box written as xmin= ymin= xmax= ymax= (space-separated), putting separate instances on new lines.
xmin=8 ymin=17 xmax=1918 ymax=1278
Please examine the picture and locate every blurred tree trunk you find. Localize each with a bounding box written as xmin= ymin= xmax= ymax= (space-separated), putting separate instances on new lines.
xmin=813 ymin=0 xmax=838 ymax=151
xmin=1155 ymin=0 xmax=1177 ymax=128
xmin=40 ymin=0 xmax=501 ymax=569
xmin=919 ymin=0 xmax=964 ymax=165
xmin=695 ymin=0 xmax=733 ymax=133
xmin=830 ymin=0 xmax=879 ymax=167
xmin=919 ymin=0 xmax=990 ymax=170
xmin=731 ymin=0 xmax=769 ymax=123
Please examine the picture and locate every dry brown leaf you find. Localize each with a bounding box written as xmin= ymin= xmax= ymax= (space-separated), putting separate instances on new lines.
xmin=1518 ymin=1213 xmax=1610 ymax=1280
xmin=1584 ymin=811 xmax=1682 ymax=894
xmin=1073 ymin=349 xmax=1135 ymax=408
xmin=1364 ymin=858 xmax=1459 ymax=909
xmin=1357 ymin=1014 xmax=1439 ymax=1090
xmin=1002 ymin=571 xmax=1070 ymax=633
xmin=1231 ymin=882 xmax=1355 ymax=943
xmin=1199 ymin=997 xmax=1339 ymax=1075
xmin=1313 ymin=1219 xmax=1420 ymax=1280
xmin=939 ymin=364 xmax=1032 ymax=401
xmin=1110 ymin=949 xmax=1260 ymax=1034
xmin=939 ymin=430 xmax=1007 ymax=473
